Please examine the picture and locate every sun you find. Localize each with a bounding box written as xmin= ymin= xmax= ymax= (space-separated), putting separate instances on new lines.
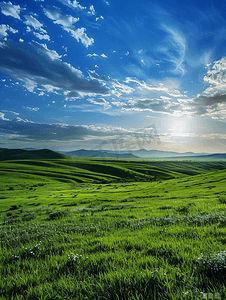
xmin=169 ymin=117 xmax=189 ymax=136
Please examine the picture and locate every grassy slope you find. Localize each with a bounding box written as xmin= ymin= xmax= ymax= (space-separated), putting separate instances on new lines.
xmin=1 ymin=159 xmax=226 ymax=299
xmin=0 ymin=148 xmax=69 ymax=161
xmin=2 ymin=158 xmax=226 ymax=185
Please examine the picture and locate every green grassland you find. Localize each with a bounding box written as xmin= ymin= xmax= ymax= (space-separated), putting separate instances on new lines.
xmin=1 ymin=157 xmax=226 ymax=299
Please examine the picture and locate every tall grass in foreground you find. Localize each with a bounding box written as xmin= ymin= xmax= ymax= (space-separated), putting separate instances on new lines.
xmin=1 ymin=159 xmax=226 ymax=299
xmin=1 ymin=212 xmax=226 ymax=299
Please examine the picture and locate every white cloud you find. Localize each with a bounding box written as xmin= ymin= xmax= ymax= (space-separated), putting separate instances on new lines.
xmin=174 ymin=56 xmax=226 ymax=119
xmin=185 ymin=95 xmax=226 ymax=119
xmin=57 ymin=0 xmax=86 ymax=10
xmin=89 ymin=70 xmax=110 ymax=81
xmin=135 ymin=49 xmax=156 ymax=69
xmin=0 ymin=115 xmax=161 ymax=150
xmin=95 ymin=15 xmax=104 ymax=22
xmin=16 ymin=117 xmax=32 ymax=123
xmin=64 ymin=90 xmax=81 ymax=100
xmin=34 ymin=41 xmax=62 ymax=60
xmin=0 ymin=119 xmax=130 ymax=144
xmin=0 ymin=24 xmax=18 ymax=39
xmin=87 ymin=53 xmax=99 ymax=57
xmin=0 ymin=40 xmax=109 ymax=97
xmin=0 ymin=1 xmax=21 ymax=20
xmin=109 ymin=71 xmax=226 ymax=119
xmin=122 ymin=98 xmax=181 ymax=114
xmin=125 ymin=77 xmax=183 ymax=97
xmin=111 ymin=101 xmax=123 ymax=107
xmin=44 ymin=8 xmax=79 ymax=27
xmin=24 ymin=15 xmax=43 ymax=30
xmin=88 ymin=53 xmax=108 ymax=59
xmin=160 ymin=96 xmax=171 ymax=100
xmin=23 ymin=106 xmax=40 ymax=111
xmin=198 ymin=133 xmax=226 ymax=140
xmin=33 ymin=32 xmax=50 ymax=41
xmin=2 ymin=109 xmax=19 ymax=115
xmin=26 ymin=26 xmax=31 ymax=33
xmin=88 ymin=5 xmax=96 ymax=15
xmin=8 ymin=27 xmax=17 ymax=34
xmin=67 ymin=27 xmax=94 ymax=48
xmin=120 ymin=91 xmax=226 ymax=119
xmin=0 ymin=112 xmax=10 ymax=121
xmin=203 ymin=56 xmax=226 ymax=96
xmin=140 ymin=59 xmax=145 ymax=66
xmin=88 ymin=98 xmax=111 ymax=109
xmin=111 ymin=80 xmax=134 ymax=96
xmin=24 ymin=15 xmax=50 ymax=41
xmin=19 ymin=38 xmax=24 ymax=42
xmin=44 ymin=7 xmax=93 ymax=48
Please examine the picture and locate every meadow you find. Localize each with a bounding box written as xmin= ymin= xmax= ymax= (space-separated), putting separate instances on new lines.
xmin=1 ymin=156 xmax=226 ymax=299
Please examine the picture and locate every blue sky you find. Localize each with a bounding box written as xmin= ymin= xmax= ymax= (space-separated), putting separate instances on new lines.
xmin=1 ymin=0 xmax=226 ymax=152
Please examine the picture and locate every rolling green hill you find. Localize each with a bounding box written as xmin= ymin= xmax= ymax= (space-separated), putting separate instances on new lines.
xmin=1 ymin=156 xmax=226 ymax=299
xmin=1 ymin=156 xmax=226 ymax=184
xmin=0 ymin=148 xmax=68 ymax=161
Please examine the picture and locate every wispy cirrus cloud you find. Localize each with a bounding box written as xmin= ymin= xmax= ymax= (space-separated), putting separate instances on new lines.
xmin=148 ymin=4 xmax=187 ymax=76
xmin=158 ymin=24 xmax=186 ymax=75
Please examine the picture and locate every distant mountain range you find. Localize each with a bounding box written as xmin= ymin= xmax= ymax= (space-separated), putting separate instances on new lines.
xmin=65 ymin=149 xmax=138 ymax=159
xmin=111 ymin=149 xmax=209 ymax=158
xmin=173 ymin=153 xmax=226 ymax=160
xmin=1 ymin=148 xmax=226 ymax=160
xmin=63 ymin=149 xmax=212 ymax=159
